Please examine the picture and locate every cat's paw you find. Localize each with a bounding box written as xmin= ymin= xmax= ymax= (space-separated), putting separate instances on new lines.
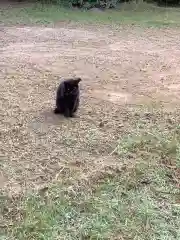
xmin=64 ymin=111 xmax=70 ymax=118
xmin=54 ymin=108 xmax=60 ymax=114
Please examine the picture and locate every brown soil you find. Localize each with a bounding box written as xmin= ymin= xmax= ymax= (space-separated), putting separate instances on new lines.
xmin=0 ymin=24 xmax=180 ymax=193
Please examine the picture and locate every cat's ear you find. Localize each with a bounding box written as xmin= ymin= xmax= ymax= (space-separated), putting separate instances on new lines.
xmin=74 ymin=78 xmax=81 ymax=84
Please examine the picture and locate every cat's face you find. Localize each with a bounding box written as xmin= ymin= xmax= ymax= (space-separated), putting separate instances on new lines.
xmin=64 ymin=78 xmax=81 ymax=95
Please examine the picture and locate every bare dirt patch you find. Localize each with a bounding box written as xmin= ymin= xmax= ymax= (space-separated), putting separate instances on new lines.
xmin=1 ymin=24 xmax=180 ymax=192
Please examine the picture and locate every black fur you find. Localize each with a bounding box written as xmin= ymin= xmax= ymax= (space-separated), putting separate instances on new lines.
xmin=54 ymin=78 xmax=81 ymax=117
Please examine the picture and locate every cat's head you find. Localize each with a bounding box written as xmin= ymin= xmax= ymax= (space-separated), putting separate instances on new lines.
xmin=64 ymin=78 xmax=81 ymax=94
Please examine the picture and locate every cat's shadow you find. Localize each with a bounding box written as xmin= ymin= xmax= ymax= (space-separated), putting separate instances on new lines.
xmin=41 ymin=109 xmax=65 ymax=125
xmin=30 ymin=109 xmax=81 ymax=136
xmin=40 ymin=109 xmax=79 ymax=125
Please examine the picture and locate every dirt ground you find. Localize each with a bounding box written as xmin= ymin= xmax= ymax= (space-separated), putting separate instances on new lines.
xmin=1 ymin=24 xmax=180 ymax=193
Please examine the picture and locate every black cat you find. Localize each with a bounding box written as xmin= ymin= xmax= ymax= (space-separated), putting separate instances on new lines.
xmin=54 ymin=78 xmax=81 ymax=117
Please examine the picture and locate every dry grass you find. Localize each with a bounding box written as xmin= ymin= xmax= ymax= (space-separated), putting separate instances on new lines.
xmin=1 ymin=121 xmax=180 ymax=239
xmin=0 ymin=2 xmax=180 ymax=240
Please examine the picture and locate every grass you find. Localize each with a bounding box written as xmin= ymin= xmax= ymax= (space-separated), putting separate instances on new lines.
xmin=1 ymin=2 xmax=180 ymax=239
xmin=1 ymin=122 xmax=180 ymax=239
xmin=0 ymin=2 xmax=180 ymax=27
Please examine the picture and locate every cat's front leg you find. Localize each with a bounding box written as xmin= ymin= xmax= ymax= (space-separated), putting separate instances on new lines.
xmin=64 ymin=108 xmax=70 ymax=118
xmin=69 ymin=112 xmax=75 ymax=118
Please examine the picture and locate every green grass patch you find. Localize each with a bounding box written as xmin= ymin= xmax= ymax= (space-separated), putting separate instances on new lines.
xmin=0 ymin=2 xmax=180 ymax=27
xmin=1 ymin=124 xmax=180 ymax=240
